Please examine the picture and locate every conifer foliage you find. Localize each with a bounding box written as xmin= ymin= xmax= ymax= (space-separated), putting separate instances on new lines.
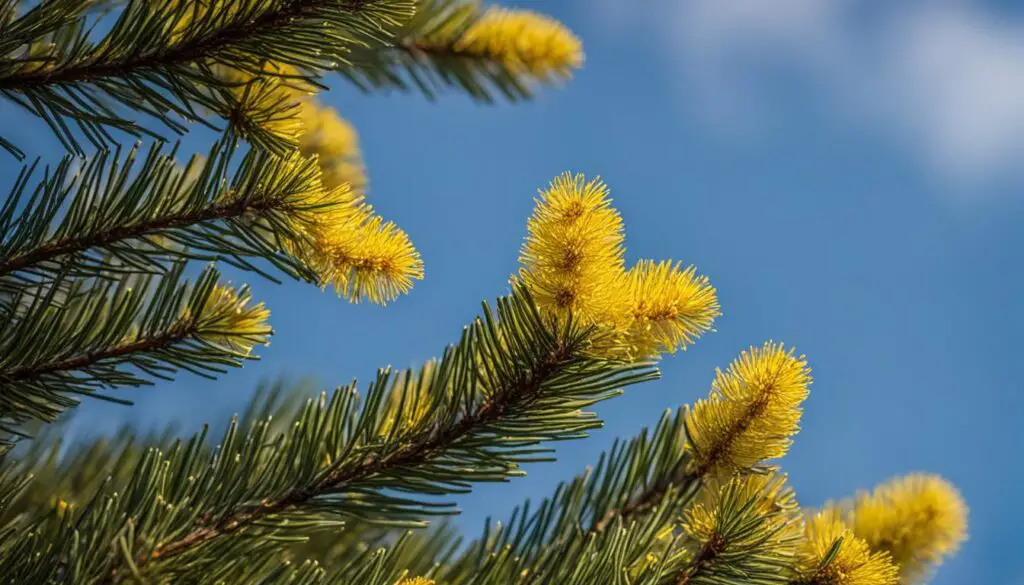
xmin=0 ymin=2 xmax=967 ymax=585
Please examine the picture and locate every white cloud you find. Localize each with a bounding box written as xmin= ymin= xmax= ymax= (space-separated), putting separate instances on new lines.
xmin=596 ymin=0 xmax=1024 ymax=189
xmin=881 ymin=6 xmax=1024 ymax=179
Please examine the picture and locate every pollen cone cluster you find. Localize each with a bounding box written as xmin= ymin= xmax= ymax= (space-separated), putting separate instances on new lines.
xmin=517 ymin=172 xmax=720 ymax=360
xmin=296 ymin=103 xmax=367 ymax=193
xmin=843 ymin=474 xmax=968 ymax=581
xmin=796 ymin=511 xmax=900 ymax=585
xmin=218 ymin=64 xmax=422 ymax=305
xmin=418 ymin=6 xmax=584 ymax=83
xmin=686 ymin=342 xmax=812 ymax=476
xmin=195 ymin=284 xmax=272 ymax=356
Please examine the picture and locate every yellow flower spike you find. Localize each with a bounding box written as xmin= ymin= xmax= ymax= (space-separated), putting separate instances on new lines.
xmin=625 ymin=260 xmax=720 ymax=357
xmin=444 ymin=8 xmax=584 ymax=81
xmin=196 ymin=285 xmax=272 ymax=356
xmin=396 ymin=578 xmax=434 ymax=585
xmin=229 ymin=76 xmax=305 ymax=144
xmin=518 ymin=172 xmax=628 ymax=324
xmin=797 ymin=512 xmax=899 ymax=585
xmin=848 ymin=474 xmax=968 ymax=580
xmin=281 ymin=176 xmax=372 ymax=248
xmin=318 ymin=215 xmax=424 ymax=305
xmin=686 ymin=343 xmax=811 ymax=476
xmin=296 ymin=102 xmax=367 ymax=193
xmin=214 ymin=61 xmax=318 ymax=146
xmin=262 ymin=151 xmax=421 ymax=306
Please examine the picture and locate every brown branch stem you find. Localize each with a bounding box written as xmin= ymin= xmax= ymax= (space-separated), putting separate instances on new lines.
xmin=591 ymin=394 xmax=771 ymax=534
xmin=591 ymin=467 xmax=691 ymax=534
xmin=1 ymin=324 xmax=193 ymax=383
xmin=0 ymin=0 xmax=373 ymax=93
xmin=676 ymin=533 xmax=725 ymax=585
xmin=0 ymin=196 xmax=256 ymax=277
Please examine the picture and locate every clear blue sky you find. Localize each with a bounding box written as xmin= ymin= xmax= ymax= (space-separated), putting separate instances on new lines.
xmin=4 ymin=2 xmax=1023 ymax=584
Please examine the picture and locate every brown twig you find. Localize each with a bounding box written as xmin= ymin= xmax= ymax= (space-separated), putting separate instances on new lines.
xmin=0 ymin=196 xmax=258 ymax=277
xmin=0 ymin=1 xmax=374 ymax=92
xmin=590 ymin=390 xmax=772 ymax=536
xmin=677 ymin=533 xmax=725 ymax=585
xmin=1 ymin=324 xmax=192 ymax=382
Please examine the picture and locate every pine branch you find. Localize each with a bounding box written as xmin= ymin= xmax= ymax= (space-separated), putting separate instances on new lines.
xmin=0 ymin=0 xmax=413 ymax=156
xmin=666 ymin=474 xmax=801 ymax=585
xmin=0 ymin=140 xmax=341 ymax=294
xmin=4 ymin=323 xmax=195 ymax=381
xmin=583 ymin=394 xmax=766 ymax=535
xmin=310 ymin=531 xmax=442 ymax=585
xmin=0 ymin=379 xmax=434 ymax=581
xmin=261 ymin=531 xmax=438 ymax=585
xmin=128 ymin=298 xmax=637 ymax=568
xmin=195 ymin=543 xmax=422 ymax=585
xmin=430 ymin=473 xmax=799 ymax=585
xmin=439 ymin=408 xmax=697 ymax=584
xmin=445 ymin=393 xmax=805 ymax=585
xmin=0 ymin=263 xmax=271 ymax=438
xmin=0 ymin=288 xmax=657 ymax=584
xmin=0 ymin=420 xmax=180 ymax=527
xmin=593 ymin=342 xmax=812 ymax=534
xmin=3 ymin=426 xmax=456 ymax=585
xmin=674 ymin=536 xmax=725 ymax=585
xmin=318 ymin=523 xmax=458 ymax=579
xmin=0 ymin=461 xmax=31 ymax=536
xmin=591 ymin=454 xmax=692 ymax=534
xmin=0 ymin=175 xmax=255 ymax=277
xmin=437 ymin=505 xmax=690 ymax=585
xmin=2 ymin=1 xmax=374 ymax=91
xmin=339 ymin=0 xmax=583 ymax=103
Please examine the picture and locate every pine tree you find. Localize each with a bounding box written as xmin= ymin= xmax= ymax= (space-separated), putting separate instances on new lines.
xmin=0 ymin=2 xmax=967 ymax=585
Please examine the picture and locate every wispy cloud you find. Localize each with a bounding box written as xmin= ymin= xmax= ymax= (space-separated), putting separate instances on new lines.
xmin=596 ymin=0 xmax=1024 ymax=189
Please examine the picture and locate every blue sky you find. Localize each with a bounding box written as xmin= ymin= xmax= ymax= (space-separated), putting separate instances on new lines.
xmin=4 ymin=1 xmax=1023 ymax=583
